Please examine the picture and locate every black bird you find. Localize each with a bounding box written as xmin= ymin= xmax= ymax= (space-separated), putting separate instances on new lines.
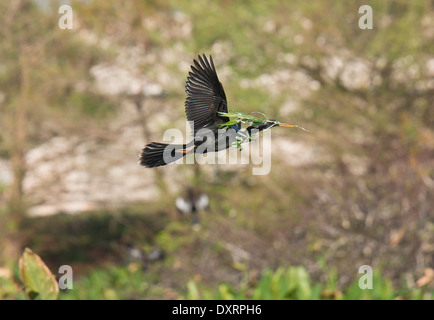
xmin=139 ymin=54 xmax=302 ymax=168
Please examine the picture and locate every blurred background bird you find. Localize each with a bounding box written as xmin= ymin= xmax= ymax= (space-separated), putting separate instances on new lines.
xmin=175 ymin=188 xmax=209 ymax=229
xmin=139 ymin=54 xmax=303 ymax=168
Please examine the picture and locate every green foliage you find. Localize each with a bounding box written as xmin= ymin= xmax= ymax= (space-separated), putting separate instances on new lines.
xmin=4 ymin=261 xmax=431 ymax=300
xmin=218 ymin=110 xmax=308 ymax=150
xmin=217 ymin=111 xmax=264 ymax=149
xmin=186 ymin=266 xmax=320 ymax=300
xmin=218 ymin=111 xmax=266 ymax=129
xmin=155 ymin=221 xmax=197 ymax=254
xmin=18 ymin=248 xmax=59 ymax=300
xmin=0 ymin=274 xmax=27 ymax=300
xmin=59 ymin=265 xmax=159 ymax=300
xmin=69 ymin=92 xmax=117 ymax=118
xmin=251 ymin=267 xmax=318 ymax=300
xmin=185 ymin=266 xmax=433 ymax=300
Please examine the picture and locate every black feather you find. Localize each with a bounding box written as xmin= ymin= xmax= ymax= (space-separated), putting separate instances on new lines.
xmin=185 ymin=54 xmax=229 ymax=135
xmin=139 ymin=142 xmax=188 ymax=168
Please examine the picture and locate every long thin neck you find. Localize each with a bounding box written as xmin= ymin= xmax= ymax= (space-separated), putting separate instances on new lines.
xmin=246 ymin=122 xmax=274 ymax=136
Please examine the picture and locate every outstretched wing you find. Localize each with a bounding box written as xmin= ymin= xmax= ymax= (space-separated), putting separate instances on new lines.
xmin=185 ymin=54 xmax=229 ymax=135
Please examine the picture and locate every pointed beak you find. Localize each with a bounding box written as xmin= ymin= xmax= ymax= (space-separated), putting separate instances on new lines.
xmin=277 ymin=122 xmax=296 ymax=128
xmin=277 ymin=122 xmax=311 ymax=133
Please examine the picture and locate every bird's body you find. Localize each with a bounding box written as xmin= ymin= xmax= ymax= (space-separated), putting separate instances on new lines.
xmin=139 ymin=55 xmax=305 ymax=168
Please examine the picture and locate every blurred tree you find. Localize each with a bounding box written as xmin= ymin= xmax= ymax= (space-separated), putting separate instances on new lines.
xmin=74 ymin=1 xmax=187 ymax=194
xmin=284 ymin=1 xmax=434 ymax=280
xmin=175 ymin=1 xmax=433 ymax=284
xmin=0 ymin=0 xmax=115 ymax=266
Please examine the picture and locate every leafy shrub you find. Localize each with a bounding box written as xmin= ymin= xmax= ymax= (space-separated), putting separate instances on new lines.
xmin=185 ymin=266 xmax=433 ymax=300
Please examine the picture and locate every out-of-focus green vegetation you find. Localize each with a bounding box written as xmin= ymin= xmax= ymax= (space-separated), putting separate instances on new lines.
xmin=1 ymin=207 xmax=432 ymax=300
xmin=0 ymin=0 xmax=118 ymax=267
xmin=0 ymin=0 xmax=433 ymax=300
xmin=3 ymin=257 xmax=432 ymax=300
xmin=186 ymin=266 xmax=432 ymax=300
xmin=19 ymin=248 xmax=59 ymax=300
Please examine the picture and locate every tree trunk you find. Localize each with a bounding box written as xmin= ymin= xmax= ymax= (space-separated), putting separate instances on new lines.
xmin=1 ymin=45 xmax=31 ymax=267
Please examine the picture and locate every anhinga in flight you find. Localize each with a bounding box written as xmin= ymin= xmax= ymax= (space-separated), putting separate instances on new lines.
xmin=139 ymin=54 xmax=306 ymax=168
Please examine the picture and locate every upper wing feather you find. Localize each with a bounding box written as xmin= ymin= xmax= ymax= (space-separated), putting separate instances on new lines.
xmin=185 ymin=54 xmax=229 ymax=135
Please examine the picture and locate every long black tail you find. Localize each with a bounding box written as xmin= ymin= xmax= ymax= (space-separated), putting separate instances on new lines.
xmin=139 ymin=142 xmax=193 ymax=168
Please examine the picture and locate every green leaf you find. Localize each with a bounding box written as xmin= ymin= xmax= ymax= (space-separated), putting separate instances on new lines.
xmin=219 ymin=110 xmax=258 ymax=121
xmin=19 ymin=248 xmax=59 ymax=300
xmin=253 ymin=269 xmax=272 ymax=300
xmin=219 ymin=119 xmax=240 ymax=129
xmin=186 ymin=280 xmax=200 ymax=300
xmin=270 ymin=267 xmax=283 ymax=299
xmin=295 ymin=266 xmax=312 ymax=299
xmin=218 ymin=284 xmax=234 ymax=300
xmin=218 ymin=110 xmax=266 ymax=129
